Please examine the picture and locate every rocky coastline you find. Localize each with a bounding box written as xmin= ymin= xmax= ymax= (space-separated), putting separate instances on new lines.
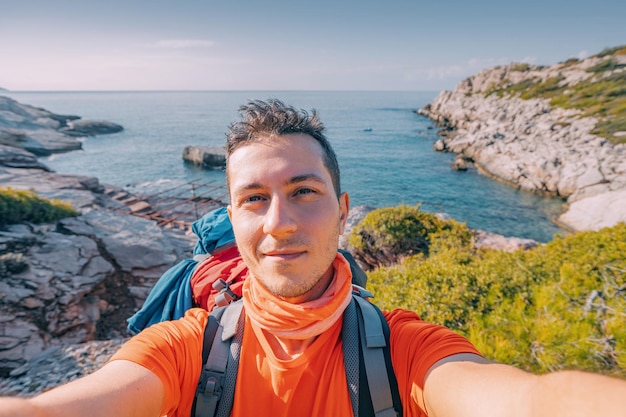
xmin=0 ymin=96 xmax=202 ymax=392
xmin=1 ymin=94 xmax=538 ymax=396
xmin=418 ymin=49 xmax=626 ymax=232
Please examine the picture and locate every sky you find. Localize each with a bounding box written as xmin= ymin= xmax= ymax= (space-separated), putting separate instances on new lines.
xmin=1 ymin=0 xmax=625 ymax=92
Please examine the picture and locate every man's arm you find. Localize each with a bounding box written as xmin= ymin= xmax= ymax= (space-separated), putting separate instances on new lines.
xmin=0 ymin=360 xmax=164 ymax=417
xmin=423 ymin=354 xmax=626 ymax=417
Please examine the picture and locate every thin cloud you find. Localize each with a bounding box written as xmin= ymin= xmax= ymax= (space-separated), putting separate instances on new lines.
xmin=417 ymin=56 xmax=536 ymax=81
xmin=153 ymin=39 xmax=215 ymax=48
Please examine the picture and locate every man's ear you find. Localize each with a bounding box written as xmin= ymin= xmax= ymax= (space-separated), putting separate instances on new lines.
xmin=338 ymin=192 xmax=350 ymax=235
xmin=227 ymin=205 xmax=233 ymax=221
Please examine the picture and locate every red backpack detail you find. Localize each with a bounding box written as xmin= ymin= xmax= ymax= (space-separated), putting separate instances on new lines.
xmin=191 ymin=245 xmax=248 ymax=312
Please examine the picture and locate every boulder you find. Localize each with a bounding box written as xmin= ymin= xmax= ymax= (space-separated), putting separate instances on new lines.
xmin=183 ymin=145 xmax=226 ymax=169
xmin=0 ymin=145 xmax=50 ymax=170
xmin=61 ymin=119 xmax=123 ymax=137
xmin=557 ymin=189 xmax=626 ymax=231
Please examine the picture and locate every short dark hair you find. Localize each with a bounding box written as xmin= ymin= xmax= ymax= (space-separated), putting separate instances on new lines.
xmin=225 ymin=99 xmax=341 ymax=198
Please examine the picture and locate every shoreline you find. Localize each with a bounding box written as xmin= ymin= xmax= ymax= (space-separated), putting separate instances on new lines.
xmin=418 ymin=51 xmax=626 ymax=232
xmin=470 ymin=160 xmax=573 ymax=233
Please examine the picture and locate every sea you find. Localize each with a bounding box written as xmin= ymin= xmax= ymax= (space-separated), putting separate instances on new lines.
xmin=4 ymin=90 xmax=566 ymax=242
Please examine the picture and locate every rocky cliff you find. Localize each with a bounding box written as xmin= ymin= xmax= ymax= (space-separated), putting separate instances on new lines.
xmin=418 ymin=46 xmax=626 ymax=232
xmin=0 ymin=96 xmax=198 ymax=379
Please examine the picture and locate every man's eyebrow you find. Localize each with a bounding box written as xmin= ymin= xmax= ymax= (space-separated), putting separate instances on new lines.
xmin=232 ymin=182 xmax=263 ymax=195
xmin=288 ymin=173 xmax=327 ymax=186
xmin=232 ymin=174 xmax=327 ymax=195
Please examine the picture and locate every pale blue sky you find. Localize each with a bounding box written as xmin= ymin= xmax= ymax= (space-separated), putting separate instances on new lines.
xmin=1 ymin=0 xmax=624 ymax=91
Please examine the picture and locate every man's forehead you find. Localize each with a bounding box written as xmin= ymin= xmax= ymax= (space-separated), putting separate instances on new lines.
xmin=227 ymin=136 xmax=331 ymax=191
xmin=227 ymin=134 xmax=325 ymax=168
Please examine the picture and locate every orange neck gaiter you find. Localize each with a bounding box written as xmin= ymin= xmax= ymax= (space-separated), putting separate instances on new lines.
xmin=242 ymin=254 xmax=353 ymax=340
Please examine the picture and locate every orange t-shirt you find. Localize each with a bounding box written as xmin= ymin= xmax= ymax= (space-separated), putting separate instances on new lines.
xmin=110 ymin=306 xmax=479 ymax=417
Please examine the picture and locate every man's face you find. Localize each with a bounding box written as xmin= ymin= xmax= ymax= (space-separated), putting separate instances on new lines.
xmin=227 ymin=133 xmax=349 ymax=302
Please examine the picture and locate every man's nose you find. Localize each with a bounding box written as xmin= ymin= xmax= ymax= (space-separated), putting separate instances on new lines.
xmin=263 ymin=196 xmax=297 ymax=236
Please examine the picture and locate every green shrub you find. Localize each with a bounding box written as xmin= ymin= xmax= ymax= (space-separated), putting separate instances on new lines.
xmin=587 ymin=58 xmax=626 ymax=74
xmin=519 ymin=76 xmax=565 ymax=100
xmin=483 ymin=47 xmax=626 ymax=144
xmin=469 ymin=225 xmax=626 ymax=375
xmin=363 ymin=206 xmax=626 ymax=376
xmin=0 ymin=187 xmax=78 ymax=227
xmin=348 ymin=205 xmax=473 ymax=270
xmin=510 ymin=63 xmax=531 ymax=72
xmin=595 ymin=45 xmax=626 ymax=58
xmin=560 ymin=57 xmax=580 ymax=67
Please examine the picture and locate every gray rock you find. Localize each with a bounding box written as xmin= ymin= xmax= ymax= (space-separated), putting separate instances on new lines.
xmin=0 ymin=171 xmax=196 ymax=376
xmin=473 ymin=229 xmax=539 ymax=252
xmin=0 ymin=95 xmax=122 ymax=155
xmin=0 ymin=145 xmax=49 ymax=170
xmin=61 ymin=119 xmax=123 ymax=137
xmin=183 ymin=145 xmax=226 ymax=169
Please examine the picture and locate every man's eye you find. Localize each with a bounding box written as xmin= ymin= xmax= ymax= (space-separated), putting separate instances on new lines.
xmin=295 ymin=188 xmax=316 ymax=196
xmin=238 ymin=195 xmax=266 ymax=207
xmin=245 ymin=195 xmax=265 ymax=202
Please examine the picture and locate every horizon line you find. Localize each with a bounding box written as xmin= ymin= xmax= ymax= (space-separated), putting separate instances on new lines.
xmin=0 ymin=88 xmax=444 ymax=94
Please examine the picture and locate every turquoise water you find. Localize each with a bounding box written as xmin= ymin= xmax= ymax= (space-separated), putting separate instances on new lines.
xmin=4 ymin=91 xmax=566 ymax=241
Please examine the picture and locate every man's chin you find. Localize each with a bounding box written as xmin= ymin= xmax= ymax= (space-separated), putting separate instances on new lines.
xmin=257 ymin=274 xmax=316 ymax=300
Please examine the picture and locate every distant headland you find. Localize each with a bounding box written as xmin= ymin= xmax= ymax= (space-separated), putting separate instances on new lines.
xmin=419 ymin=44 xmax=626 ymax=232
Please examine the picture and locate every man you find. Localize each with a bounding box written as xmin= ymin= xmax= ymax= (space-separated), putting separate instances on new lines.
xmin=1 ymin=99 xmax=625 ymax=417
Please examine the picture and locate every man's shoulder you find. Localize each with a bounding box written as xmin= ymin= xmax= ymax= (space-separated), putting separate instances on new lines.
xmin=382 ymin=308 xmax=465 ymax=340
xmin=382 ymin=307 xmax=422 ymax=326
xmin=137 ymin=307 xmax=210 ymax=342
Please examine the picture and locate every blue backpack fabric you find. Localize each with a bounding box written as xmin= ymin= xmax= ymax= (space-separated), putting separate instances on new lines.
xmin=127 ymin=207 xmax=235 ymax=334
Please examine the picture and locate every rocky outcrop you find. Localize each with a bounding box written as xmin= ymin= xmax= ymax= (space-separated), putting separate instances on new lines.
xmin=0 ymin=95 xmax=123 ymax=156
xmin=418 ymin=51 xmax=626 ymax=232
xmin=182 ymin=145 xmax=226 ymax=169
xmin=0 ymin=145 xmax=50 ymax=171
xmin=61 ymin=119 xmax=124 ymax=137
xmin=0 ymin=97 xmax=197 ymax=378
xmin=0 ymin=168 xmax=196 ymax=377
xmin=0 ymin=339 xmax=126 ymax=396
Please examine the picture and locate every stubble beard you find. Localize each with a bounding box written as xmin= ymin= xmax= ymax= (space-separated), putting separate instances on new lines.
xmin=250 ymin=236 xmax=340 ymax=300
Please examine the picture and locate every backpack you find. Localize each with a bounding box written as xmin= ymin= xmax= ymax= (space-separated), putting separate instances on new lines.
xmin=126 ymin=207 xmax=402 ymax=415
xmin=191 ymin=284 xmax=403 ymax=417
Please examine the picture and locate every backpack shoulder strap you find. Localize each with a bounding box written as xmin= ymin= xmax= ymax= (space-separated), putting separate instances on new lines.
xmin=349 ymin=289 xmax=403 ymax=417
xmin=193 ymin=290 xmax=402 ymax=417
xmin=342 ymin=296 xmax=361 ymax=415
xmin=193 ymin=300 xmax=244 ymax=417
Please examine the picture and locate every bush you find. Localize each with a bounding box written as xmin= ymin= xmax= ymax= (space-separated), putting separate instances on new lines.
xmin=481 ymin=45 xmax=626 ymax=144
xmin=0 ymin=187 xmax=78 ymax=227
xmin=595 ymin=45 xmax=626 ymax=58
xmin=365 ymin=215 xmax=626 ymax=377
xmin=348 ymin=205 xmax=473 ymax=270
xmin=587 ymin=58 xmax=626 ymax=74
xmin=510 ymin=63 xmax=531 ymax=72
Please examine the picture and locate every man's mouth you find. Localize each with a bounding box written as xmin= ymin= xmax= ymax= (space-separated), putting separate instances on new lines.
xmin=262 ymin=249 xmax=305 ymax=261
